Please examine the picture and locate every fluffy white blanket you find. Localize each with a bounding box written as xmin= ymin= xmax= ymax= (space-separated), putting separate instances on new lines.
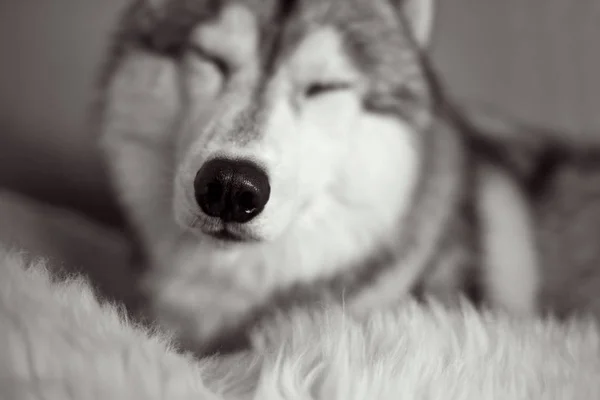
xmin=1 ymin=248 xmax=600 ymax=399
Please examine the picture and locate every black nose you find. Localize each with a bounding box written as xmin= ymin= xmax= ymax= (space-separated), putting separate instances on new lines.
xmin=194 ymin=158 xmax=271 ymax=223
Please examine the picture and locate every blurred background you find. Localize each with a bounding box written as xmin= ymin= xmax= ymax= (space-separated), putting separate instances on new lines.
xmin=0 ymin=0 xmax=599 ymax=229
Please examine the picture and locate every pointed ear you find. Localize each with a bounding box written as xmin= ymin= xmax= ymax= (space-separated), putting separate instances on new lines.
xmin=396 ymin=0 xmax=436 ymax=47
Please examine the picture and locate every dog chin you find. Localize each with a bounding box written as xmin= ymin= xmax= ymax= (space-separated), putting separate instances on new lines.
xmin=195 ymin=222 xmax=265 ymax=245
xmin=202 ymin=228 xmax=247 ymax=243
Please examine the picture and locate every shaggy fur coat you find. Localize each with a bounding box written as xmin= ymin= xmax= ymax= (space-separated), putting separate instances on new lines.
xmin=1 ymin=247 xmax=600 ymax=399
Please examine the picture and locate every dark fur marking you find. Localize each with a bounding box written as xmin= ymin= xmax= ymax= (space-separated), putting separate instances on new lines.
xmin=263 ymin=0 xmax=300 ymax=71
xmin=143 ymin=0 xmax=224 ymax=57
xmin=526 ymin=146 xmax=569 ymax=198
xmin=248 ymin=0 xmax=302 ymax=119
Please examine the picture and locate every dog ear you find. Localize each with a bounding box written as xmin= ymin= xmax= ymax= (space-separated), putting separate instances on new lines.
xmin=394 ymin=0 xmax=436 ymax=47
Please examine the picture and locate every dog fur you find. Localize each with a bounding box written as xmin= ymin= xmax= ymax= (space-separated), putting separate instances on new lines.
xmin=97 ymin=0 xmax=600 ymax=355
xmin=1 ymin=247 xmax=600 ymax=399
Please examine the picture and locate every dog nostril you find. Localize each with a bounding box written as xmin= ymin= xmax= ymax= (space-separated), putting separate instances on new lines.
xmin=194 ymin=158 xmax=270 ymax=224
xmin=197 ymin=181 xmax=226 ymax=217
xmin=205 ymin=182 xmax=224 ymax=203
xmin=237 ymin=191 xmax=258 ymax=215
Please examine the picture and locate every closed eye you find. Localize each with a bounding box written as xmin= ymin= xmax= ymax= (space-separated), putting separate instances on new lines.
xmin=188 ymin=45 xmax=230 ymax=77
xmin=305 ymin=82 xmax=352 ymax=98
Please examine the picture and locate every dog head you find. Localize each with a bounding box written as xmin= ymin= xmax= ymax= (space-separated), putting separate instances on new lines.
xmin=101 ymin=0 xmax=436 ymax=249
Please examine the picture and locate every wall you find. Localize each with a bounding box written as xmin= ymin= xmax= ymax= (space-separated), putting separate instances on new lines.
xmin=433 ymin=0 xmax=600 ymax=133
xmin=0 ymin=0 xmax=128 ymax=224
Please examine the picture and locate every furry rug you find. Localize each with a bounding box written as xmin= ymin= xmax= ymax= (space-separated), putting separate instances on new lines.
xmin=1 ymin=248 xmax=600 ymax=399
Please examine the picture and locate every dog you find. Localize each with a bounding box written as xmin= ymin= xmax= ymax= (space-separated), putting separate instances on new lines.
xmin=96 ymin=0 xmax=600 ymax=355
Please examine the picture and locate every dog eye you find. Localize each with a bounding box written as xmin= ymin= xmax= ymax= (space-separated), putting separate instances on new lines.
xmin=305 ymin=82 xmax=351 ymax=98
xmin=188 ymin=45 xmax=230 ymax=77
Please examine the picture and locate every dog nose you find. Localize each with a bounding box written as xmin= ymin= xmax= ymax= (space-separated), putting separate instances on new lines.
xmin=194 ymin=158 xmax=270 ymax=223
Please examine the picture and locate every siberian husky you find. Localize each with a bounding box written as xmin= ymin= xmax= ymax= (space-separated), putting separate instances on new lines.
xmin=97 ymin=0 xmax=600 ymax=354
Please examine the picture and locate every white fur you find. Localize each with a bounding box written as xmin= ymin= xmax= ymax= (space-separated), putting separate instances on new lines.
xmin=0 ymin=248 xmax=224 ymax=400
xmin=401 ymin=0 xmax=436 ymax=45
xmin=189 ymin=5 xmax=259 ymax=72
xmin=2 ymin=248 xmax=600 ymax=399
xmin=349 ymin=119 xmax=463 ymax=315
xmin=477 ymin=162 xmax=540 ymax=315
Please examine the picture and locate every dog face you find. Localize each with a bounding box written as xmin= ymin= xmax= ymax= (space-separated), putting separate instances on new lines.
xmin=102 ymin=0 xmax=435 ymax=250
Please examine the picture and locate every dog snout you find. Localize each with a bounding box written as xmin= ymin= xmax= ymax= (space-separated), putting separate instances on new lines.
xmin=193 ymin=158 xmax=270 ymax=223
